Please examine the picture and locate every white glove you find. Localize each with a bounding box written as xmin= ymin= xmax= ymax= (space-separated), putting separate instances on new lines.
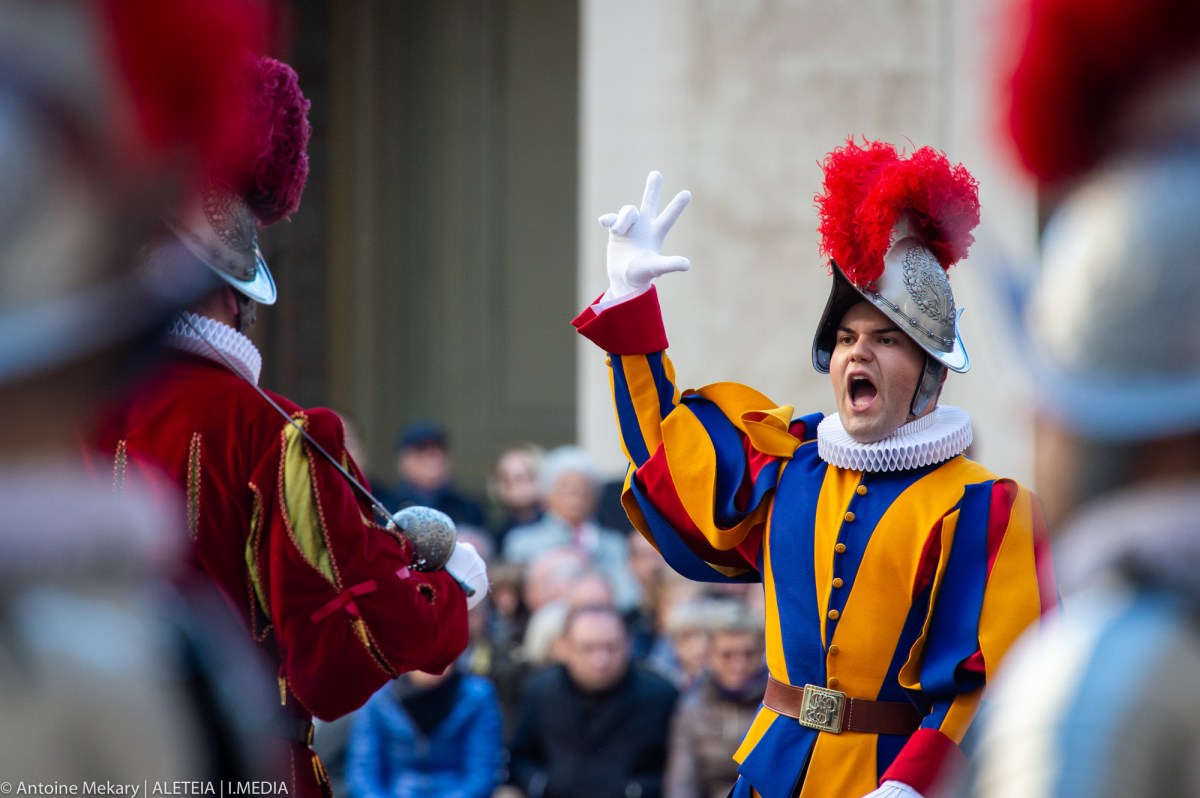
xmin=860 ymin=781 xmax=924 ymax=798
xmin=444 ymin=540 xmax=489 ymax=610
xmin=598 ymin=170 xmax=692 ymax=302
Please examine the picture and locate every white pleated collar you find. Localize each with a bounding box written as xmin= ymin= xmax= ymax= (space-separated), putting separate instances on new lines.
xmin=816 ymin=405 xmax=973 ymax=472
xmin=163 ymin=312 xmax=262 ymax=385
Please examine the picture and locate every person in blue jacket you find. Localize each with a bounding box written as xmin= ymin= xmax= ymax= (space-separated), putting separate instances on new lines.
xmin=345 ymin=668 xmax=503 ymax=798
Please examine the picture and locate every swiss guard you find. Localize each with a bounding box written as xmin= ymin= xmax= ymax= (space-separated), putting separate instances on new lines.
xmin=96 ymin=54 xmax=487 ymax=798
xmin=572 ymin=141 xmax=1057 ymax=798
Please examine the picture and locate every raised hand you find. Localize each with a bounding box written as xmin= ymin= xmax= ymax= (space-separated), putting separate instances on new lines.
xmin=598 ymin=170 xmax=692 ymax=301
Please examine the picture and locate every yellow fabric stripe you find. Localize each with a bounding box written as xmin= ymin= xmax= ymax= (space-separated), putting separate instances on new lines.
xmin=282 ymin=419 xmax=338 ymax=587
xmin=692 ymin=382 xmax=801 ymax=459
xmin=660 ymin=406 xmax=769 ymax=550
xmin=813 ymin=467 xmax=857 ymax=649
xmin=939 ymin=687 xmax=984 ymax=743
xmin=800 ymin=735 xmax=877 ymax=798
xmin=978 ymin=484 xmax=1042 ymax=673
xmin=244 ymin=488 xmax=270 ymax=616
xmin=621 ymin=355 xmax=671 ymax=456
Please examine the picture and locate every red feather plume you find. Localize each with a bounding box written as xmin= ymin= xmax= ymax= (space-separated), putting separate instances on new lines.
xmin=815 ymin=138 xmax=980 ymax=287
xmin=237 ymin=56 xmax=312 ymax=226
xmin=1004 ymin=0 xmax=1200 ymax=184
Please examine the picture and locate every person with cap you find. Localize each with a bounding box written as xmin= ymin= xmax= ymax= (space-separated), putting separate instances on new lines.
xmin=385 ymin=420 xmax=486 ymax=528
xmin=94 ymin=54 xmax=487 ymax=798
xmin=571 ymin=145 xmax=1056 ymax=798
xmin=957 ymin=0 xmax=1200 ymax=795
xmin=0 ymin=0 xmax=285 ymax=785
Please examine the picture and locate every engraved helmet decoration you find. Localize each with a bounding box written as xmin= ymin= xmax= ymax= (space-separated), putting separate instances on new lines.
xmin=170 ymin=181 xmax=275 ymax=304
xmin=811 ymin=139 xmax=981 ymax=414
xmin=164 ymin=55 xmax=312 ymax=308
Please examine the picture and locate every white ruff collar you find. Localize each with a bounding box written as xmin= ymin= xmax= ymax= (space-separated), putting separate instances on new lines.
xmin=817 ymin=405 xmax=973 ymax=472
xmin=164 ymin=312 xmax=262 ymax=385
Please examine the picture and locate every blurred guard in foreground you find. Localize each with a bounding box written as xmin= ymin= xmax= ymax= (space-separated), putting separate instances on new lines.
xmin=963 ymin=0 xmax=1200 ymax=795
xmin=0 ymin=0 xmax=282 ymax=784
xmin=95 ymin=50 xmax=485 ymax=798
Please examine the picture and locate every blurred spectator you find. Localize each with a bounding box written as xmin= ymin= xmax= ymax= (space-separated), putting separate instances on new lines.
xmin=665 ymin=601 xmax=767 ymax=798
xmin=644 ymin=578 xmax=710 ymax=691
xmin=487 ymin=443 xmax=545 ymax=547
xmin=504 ymin=446 xmax=640 ymax=610
xmin=508 ymin=605 xmax=679 ymax=798
xmin=596 ymin=475 xmax=633 ymax=534
xmin=521 ymin=599 xmax=572 ymax=670
xmin=384 ymin=420 xmax=485 ymax=527
xmin=345 ymin=670 xmax=503 ymax=798
xmin=567 ymin=567 xmax=618 ymax=609
xmin=626 ymin=531 xmax=668 ymax=660
xmin=523 ymin=546 xmax=591 ymax=614
xmin=455 ymin=535 xmax=497 ymax=679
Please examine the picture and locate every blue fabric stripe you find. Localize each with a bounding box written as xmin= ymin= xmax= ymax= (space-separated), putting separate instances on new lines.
xmin=920 ymin=480 xmax=991 ymax=695
xmin=767 ymin=447 xmax=829 ymax=685
xmin=610 ymin=354 xmax=651 ymax=465
xmin=646 ymin=351 xmax=676 ymax=421
xmin=628 ymin=476 xmax=758 ymax=584
xmin=737 ymin=715 xmax=817 ymax=798
xmin=683 ymin=397 xmax=754 ymax=528
xmin=1055 ymin=593 xmax=1183 ymax=796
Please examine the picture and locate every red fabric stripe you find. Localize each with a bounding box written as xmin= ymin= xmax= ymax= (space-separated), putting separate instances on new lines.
xmin=571 ymin=287 xmax=670 ymax=355
xmin=637 ymin=449 xmax=750 ymax=569
xmin=880 ymin=728 xmax=965 ymax=794
xmin=913 ymin=518 xmax=944 ymax=601
xmin=984 ymin=480 xmax=1018 ymax=578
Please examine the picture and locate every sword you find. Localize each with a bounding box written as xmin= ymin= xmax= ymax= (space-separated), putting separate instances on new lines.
xmin=176 ymin=313 xmax=458 ymax=574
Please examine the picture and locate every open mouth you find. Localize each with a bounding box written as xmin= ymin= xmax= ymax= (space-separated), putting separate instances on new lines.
xmin=848 ymin=375 xmax=877 ymax=410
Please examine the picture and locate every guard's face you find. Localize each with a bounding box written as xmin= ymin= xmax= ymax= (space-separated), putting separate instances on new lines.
xmin=830 ymin=302 xmax=927 ymax=443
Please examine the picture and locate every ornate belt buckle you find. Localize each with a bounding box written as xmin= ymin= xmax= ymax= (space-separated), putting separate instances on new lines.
xmin=798 ymin=684 xmax=846 ymax=733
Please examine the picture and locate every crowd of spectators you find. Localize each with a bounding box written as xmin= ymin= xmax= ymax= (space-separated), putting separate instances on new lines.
xmin=316 ymin=420 xmax=769 ymax=798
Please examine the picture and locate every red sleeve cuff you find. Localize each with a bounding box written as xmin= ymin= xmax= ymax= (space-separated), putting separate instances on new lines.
xmin=880 ymin=728 xmax=965 ymax=794
xmin=571 ymin=286 xmax=669 ymax=355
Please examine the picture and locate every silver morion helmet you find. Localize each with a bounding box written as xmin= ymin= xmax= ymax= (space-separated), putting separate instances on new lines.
xmin=168 ymin=182 xmax=277 ymax=306
xmin=811 ymin=140 xmax=981 ymax=415
xmin=813 ymin=213 xmax=969 ymax=374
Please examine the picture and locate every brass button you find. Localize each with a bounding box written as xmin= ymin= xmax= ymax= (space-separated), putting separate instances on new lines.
xmin=856 ymin=485 xmax=868 ymax=496
xmin=834 ymin=543 xmax=847 ymax=554
xmin=828 ymin=645 xmax=840 ymax=656
xmin=828 ymin=609 xmax=840 ymax=620
xmin=832 ymin=577 xmax=844 ymax=588
xmin=604 ymin=357 xmax=612 ymax=367
xmin=844 ymin=511 xmax=855 ymax=522
xmin=828 ymin=677 xmax=840 ymax=689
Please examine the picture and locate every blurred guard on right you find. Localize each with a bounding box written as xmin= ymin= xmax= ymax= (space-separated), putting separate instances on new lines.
xmin=963 ymin=0 xmax=1200 ymax=795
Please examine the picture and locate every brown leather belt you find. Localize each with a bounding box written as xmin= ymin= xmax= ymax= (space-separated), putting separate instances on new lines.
xmin=763 ymin=676 xmax=923 ymax=736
